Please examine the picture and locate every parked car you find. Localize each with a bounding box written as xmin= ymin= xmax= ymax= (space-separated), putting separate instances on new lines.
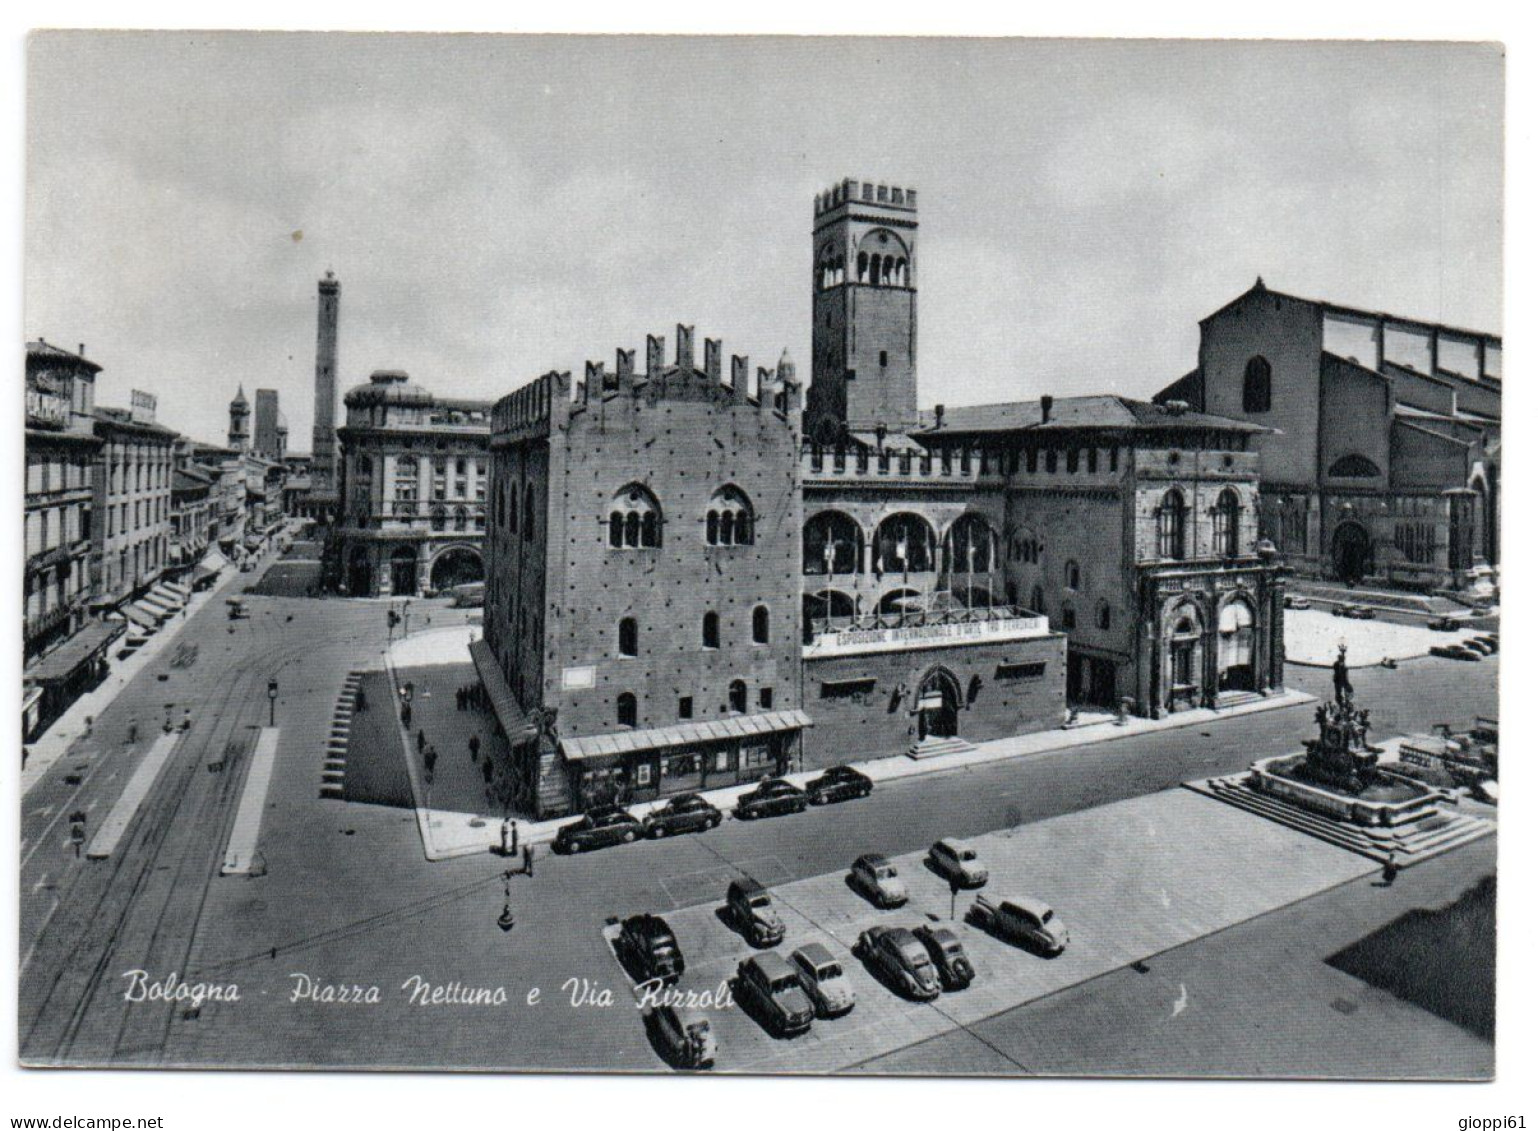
xmin=734 ymin=778 xmax=807 ymax=820
xmin=725 ymin=877 xmax=785 ymax=947
xmin=849 ymin=853 xmax=908 ymax=908
xmin=1431 ymin=644 xmax=1482 ymax=662
xmin=615 ymin=913 xmax=684 ymax=985
xmin=913 ymin=924 xmax=975 ymax=991
xmin=927 ymin=838 xmax=989 ymax=889
xmin=1462 ymin=638 xmax=1494 ymax=655
xmin=805 ymin=765 xmax=873 ymax=805
xmin=643 ymin=793 xmax=723 ymax=839
xmin=790 ymin=942 xmax=857 ymax=1018
xmin=553 ymin=805 xmax=644 ymax=853
xmin=449 ymin=582 xmax=486 ymax=608
xmin=1427 ymin=615 xmax=1462 ymax=632
xmin=1332 ymin=604 xmax=1376 ymax=620
xmin=734 ymin=952 xmax=815 ymax=1037
xmin=1283 ymin=594 xmax=1312 ymax=610
xmin=644 ymin=1005 xmax=716 ymax=1069
xmin=855 ymin=926 xmax=941 ymax=1001
xmin=969 ymin=894 xmax=1070 ymax=956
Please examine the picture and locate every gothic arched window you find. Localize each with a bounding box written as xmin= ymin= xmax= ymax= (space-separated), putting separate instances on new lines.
xmin=706 ymin=485 xmax=754 ymax=546
xmin=1157 ymin=488 xmax=1187 ymax=560
xmin=1213 ymin=488 xmax=1241 ymax=557
xmin=1243 ymin=356 xmax=1272 ymax=414
xmin=609 ymin=484 xmax=662 ymax=550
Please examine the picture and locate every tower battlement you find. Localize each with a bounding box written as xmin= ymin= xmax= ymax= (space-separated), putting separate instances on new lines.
xmin=572 ymin=323 xmax=800 ymax=417
xmin=815 ymin=178 xmax=918 ymax=218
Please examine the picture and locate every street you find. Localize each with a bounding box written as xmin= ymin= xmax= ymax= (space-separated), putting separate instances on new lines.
xmin=17 ymin=570 xmax=1498 ymax=1074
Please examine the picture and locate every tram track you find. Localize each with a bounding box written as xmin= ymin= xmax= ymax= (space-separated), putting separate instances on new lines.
xmin=18 ymin=611 xmax=320 ymax=1066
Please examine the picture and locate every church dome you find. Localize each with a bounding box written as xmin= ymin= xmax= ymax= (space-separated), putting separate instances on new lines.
xmin=344 ymin=369 xmax=435 ymax=408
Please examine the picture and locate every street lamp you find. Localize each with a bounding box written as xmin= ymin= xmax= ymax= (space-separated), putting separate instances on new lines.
xmin=267 ymin=679 xmax=279 ymax=727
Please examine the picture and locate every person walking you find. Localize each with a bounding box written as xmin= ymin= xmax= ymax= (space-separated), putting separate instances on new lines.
xmin=469 ymin=734 xmax=481 ymax=762
xmin=127 ymin=719 xmax=138 ymax=745
xmin=417 ymin=729 xmax=426 ymax=753
xmin=1381 ymin=851 xmax=1400 ymax=887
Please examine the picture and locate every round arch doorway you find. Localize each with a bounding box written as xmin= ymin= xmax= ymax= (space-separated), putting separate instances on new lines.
xmin=915 ymin=668 xmax=961 ymax=741
xmin=1331 ymin=521 xmax=1373 ymax=584
xmin=430 ymin=546 xmax=484 ymax=591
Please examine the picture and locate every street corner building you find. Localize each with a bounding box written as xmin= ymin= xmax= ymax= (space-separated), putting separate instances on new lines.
xmin=474 ymin=180 xmax=1287 ymax=820
xmin=327 ymin=369 xmax=491 ymax=597
xmin=1155 ymin=279 xmax=1500 ymax=600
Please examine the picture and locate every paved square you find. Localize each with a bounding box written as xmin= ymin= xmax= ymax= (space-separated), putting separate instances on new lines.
xmin=617 ymin=788 xmax=1380 ymax=1073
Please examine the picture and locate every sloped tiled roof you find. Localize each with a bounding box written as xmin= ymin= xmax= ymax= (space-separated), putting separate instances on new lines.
xmin=928 ymin=394 xmax=1269 ymax=437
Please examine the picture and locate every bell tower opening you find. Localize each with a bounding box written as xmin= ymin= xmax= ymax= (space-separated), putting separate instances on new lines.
xmin=807 ymin=179 xmax=919 ymax=437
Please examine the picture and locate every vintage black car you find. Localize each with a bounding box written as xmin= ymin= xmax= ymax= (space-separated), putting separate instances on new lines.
xmin=913 ymin=924 xmax=975 ymax=991
xmin=642 ymin=793 xmax=723 ymax=839
xmin=805 ymin=765 xmax=873 ymax=805
xmin=733 ymin=778 xmax=807 ymax=820
xmin=734 ymin=952 xmax=814 ymax=1038
xmin=725 ymin=877 xmax=785 ymax=947
xmin=615 ymin=913 xmax=685 ymax=985
xmin=553 ymin=805 xmax=644 ymax=853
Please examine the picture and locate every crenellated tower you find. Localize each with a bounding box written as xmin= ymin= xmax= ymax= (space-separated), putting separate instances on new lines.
xmin=806 ymin=178 xmax=919 ymax=442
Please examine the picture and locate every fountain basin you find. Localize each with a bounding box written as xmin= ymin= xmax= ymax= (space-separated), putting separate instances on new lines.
xmin=1248 ymin=753 xmax=1448 ymax=828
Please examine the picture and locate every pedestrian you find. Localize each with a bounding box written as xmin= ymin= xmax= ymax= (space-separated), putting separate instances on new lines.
xmin=522 ymin=843 xmax=534 ymax=878
xmin=417 ymin=729 xmax=426 ymax=753
xmin=127 ymin=720 xmax=138 ymax=745
xmin=402 ymin=704 xmax=412 ymax=728
xmin=424 ymin=746 xmax=437 ymax=776
xmin=355 ymin=687 xmax=367 ymax=712
xmin=469 ymin=734 xmax=481 ymax=761
xmin=181 ymin=708 xmax=192 ymax=732
xmin=1381 ymin=852 xmax=1400 ymax=887
xmin=83 ymin=715 xmax=93 ymax=738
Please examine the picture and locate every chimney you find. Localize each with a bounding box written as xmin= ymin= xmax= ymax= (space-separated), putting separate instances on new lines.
xmin=615 ymin=348 xmax=634 ymax=385
xmin=934 ymin=403 xmax=945 ymax=429
xmin=78 ymin=343 xmax=86 ymax=358
xmin=1040 ymin=395 xmax=1053 ymax=423
xmin=704 ymin=338 xmax=722 ymax=383
xmin=676 ymin=324 xmax=695 ymax=371
xmin=731 ymin=355 xmax=750 ymax=401
xmin=646 ymin=334 xmax=665 ymax=376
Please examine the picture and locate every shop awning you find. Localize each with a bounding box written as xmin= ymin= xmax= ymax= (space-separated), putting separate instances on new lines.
xmin=189 ymin=565 xmax=219 ymax=587
xmin=468 ymin=639 xmax=535 ymax=743
xmin=200 ymin=549 xmax=229 ymax=572
xmin=560 ymin=710 xmax=813 ymax=762
xmin=122 ymin=603 xmax=162 ymax=630
xmin=24 ymin=620 xmax=124 ymax=684
xmin=161 ymin=580 xmax=192 ymax=601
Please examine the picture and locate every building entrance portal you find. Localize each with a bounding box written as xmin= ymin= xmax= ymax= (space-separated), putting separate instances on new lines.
xmin=389 ymin=546 xmax=418 ymax=596
xmin=430 ymin=546 xmax=483 ymax=591
xmin=347 ymin=547 xmax=372 ymax=596
xmin=915 ymin=669 xmax=960 ymax=741
xmin=1331 ymin=521 xmax=1373 ymax=584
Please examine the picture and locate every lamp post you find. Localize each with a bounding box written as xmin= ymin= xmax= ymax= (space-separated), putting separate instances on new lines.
xmin=267 ymin=679 xmax=279 ymax=727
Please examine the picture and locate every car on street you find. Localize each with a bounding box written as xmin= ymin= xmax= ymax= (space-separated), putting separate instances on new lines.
xmin=615 ymin=913 xmax=685 ymax=985
xmin=1428 ymin=615 xmax=1462 ymax=632
xmin=805 ymin=765 xmax=873 ymax=804
xmin=849 ymin=853 xmax=908 ymax=908
xmin=734 ymin=778 xmax=807 ymax=820
xmin=725 ymin=877 xmax=786 ymax=947
xmin=855 ymin=926 xmax=941 ymax=1001
xmin=734 ymin=952 xmax=815 ymax=1037
xmin=1283 ymin=594 xmax=1312 ymax=610
xmin=927 ymin=838 xmax=989 ymax=888
xmin=790 ymin=943 xmax=857 ymax=1018
xmin=913 ymin=924 xmax=975 ymax=991
xmin=644 ymin=1005 xmax=716 ymax=1069
xmin=1431 ymin=644 xmax=1482 ymax=662
xmin=553 ymin=805 xmax=644 ymax=853
xmin=1462 ymin=637 xmax=1494 ymax=655
xmin=969 ymin=894 xmax=1070 ymax=956
xmin=1332 ymin=603 xmax=1376 ymax=620
xmin=642 ymin=793 xmax=723 ymax=838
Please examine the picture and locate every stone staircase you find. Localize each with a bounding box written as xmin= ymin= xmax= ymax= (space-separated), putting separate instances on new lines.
xmin=1185 ymin=773 xmax=1494 ymax=864
xmin=1292 ymin=581 xmax=1466 ymax=618
xmin=320 ymin=671 xmax=364 ymax=799
xmin=908 ymin=736 xmax=977 ymax=760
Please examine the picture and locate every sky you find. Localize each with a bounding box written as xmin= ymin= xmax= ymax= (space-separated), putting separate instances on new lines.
xmin=25 ymin=33 xmax=1503 ymax=451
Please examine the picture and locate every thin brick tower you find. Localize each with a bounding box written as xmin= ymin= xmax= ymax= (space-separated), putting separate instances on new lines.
xmin=806 ymin=178 xmax=919 ymax=442
xmin=311 ymin=270 xmax=340 ymax=501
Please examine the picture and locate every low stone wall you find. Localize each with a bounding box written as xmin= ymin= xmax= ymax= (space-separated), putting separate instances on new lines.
xmin=1247 ymin=753 xmax=1442 ymax=828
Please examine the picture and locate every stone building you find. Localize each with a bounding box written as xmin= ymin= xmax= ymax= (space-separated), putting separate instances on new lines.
xmin=1155 ymin=279 xmax=1500 ymax=595
xmin=330 ymin=369 xmax=490 ymax=597
xmin=169 ymin=463 xmax=216 ymax=578
xmin=90 ymin=391 xmax=178 ymax=613
xmin=23 ymin=340 xmax=115 ymax=739
xmin=474 ymin=178 xmax=1288 ymax=818
xmin=483 ymin=330 xmax=809 ymax=817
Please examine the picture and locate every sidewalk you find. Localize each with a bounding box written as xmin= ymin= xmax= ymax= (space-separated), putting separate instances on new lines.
xmin=21 ymin=558 xmax=261 ymax=799
xmin=399 ymin=673 xmax=1317 ymax=861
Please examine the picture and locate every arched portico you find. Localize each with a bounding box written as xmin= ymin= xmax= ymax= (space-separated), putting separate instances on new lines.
xmin=430 ymin=544 xmax=484 ymax=590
